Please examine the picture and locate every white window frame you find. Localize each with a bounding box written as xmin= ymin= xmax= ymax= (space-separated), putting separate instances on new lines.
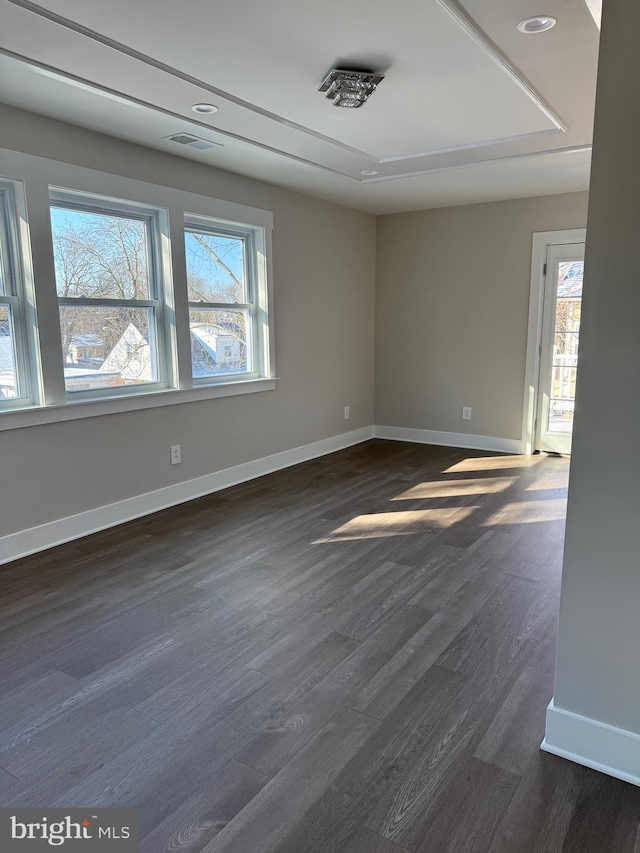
xmin=49 ymin=189 xmax=174 ymax=402
xmin=0 ymin=180 xmax=38 ymax=410
xmin=0 ymin=148 xmax=276 ymax=432
xmin=184 ymin=213 xmax=271 ymax=386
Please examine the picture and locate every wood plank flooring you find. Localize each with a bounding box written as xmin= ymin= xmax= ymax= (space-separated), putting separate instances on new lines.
xmin=1 ymin=439 xmax=639 ymax=852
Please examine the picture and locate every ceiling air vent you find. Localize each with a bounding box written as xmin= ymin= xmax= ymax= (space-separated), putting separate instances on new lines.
xmin=163 ymin=133 xmax=222 ymax=151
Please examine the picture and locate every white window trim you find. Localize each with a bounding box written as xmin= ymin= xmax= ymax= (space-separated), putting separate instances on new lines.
xmin=0 ymin=148 xmax=276 ymax=431
xmin=50 ymin=188 xmax=174 ymax=401
xmin=0 ymin=377 xmax=277 ymax=431
xmin=184 ymin=213 xmax=271 ymax=385
xmin=0 ymin=179 xmax=40 ymax=409
xmin=0 ymin=193 xmax=27 ymax=403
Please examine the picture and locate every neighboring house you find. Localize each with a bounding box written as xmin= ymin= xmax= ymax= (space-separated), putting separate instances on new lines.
xmin=100 ymin=323 xmax=154 ymax=383
xmin=62 ymin=365 xmax=120 ymax=392
xmin=102 ymin=322 xmax=245 ymax=384
xmin=59 ymin=325 xmax=151 ymax=392
xmin=1 ymin=321 xmax=247 ymax=398
xmin=190 ymin=325 xmax=217 ymax=377
xmin=66 ymin=333 xmax=103 ymax=365
xmin=190 ymin=324 xmax=244 ymax=378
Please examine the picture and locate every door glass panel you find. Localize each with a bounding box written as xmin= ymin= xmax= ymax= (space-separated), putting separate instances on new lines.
xmin=547 ymin=260 xmax=583 ymax=434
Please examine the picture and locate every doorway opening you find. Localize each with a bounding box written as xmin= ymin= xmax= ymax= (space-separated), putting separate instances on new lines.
xmin=522 ymin=229 xmax=586 ymax=455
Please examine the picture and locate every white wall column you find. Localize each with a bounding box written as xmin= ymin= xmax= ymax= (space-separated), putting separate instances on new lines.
xmin=542 ymin=0 xmax=640 ymax=785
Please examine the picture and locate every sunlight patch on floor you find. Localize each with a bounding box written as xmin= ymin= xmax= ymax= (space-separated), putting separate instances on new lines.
xmin=525 ymin=473 xmax=569 ymax=491
xmin=444 ymin=455 xmax=541 ymax=473
xmin=392 ymin=477 xmax=516 ymax=500
xmin=314 ymin=507 xmax=479 ymax=542
xmin=483 ymin=499 xmax=567 ymax=525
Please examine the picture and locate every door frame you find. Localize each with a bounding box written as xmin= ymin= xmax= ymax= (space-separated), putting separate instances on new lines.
xmin=521 ymin=228 xmax=586 ymax=454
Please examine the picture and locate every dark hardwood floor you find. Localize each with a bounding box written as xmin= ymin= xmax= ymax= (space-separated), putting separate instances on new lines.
xmin=1 ymin=439 xmax=639 ymax=852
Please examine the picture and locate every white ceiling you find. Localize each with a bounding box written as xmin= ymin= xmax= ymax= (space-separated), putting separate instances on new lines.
xmin=0 ymin=0 xmax=600 ymax=213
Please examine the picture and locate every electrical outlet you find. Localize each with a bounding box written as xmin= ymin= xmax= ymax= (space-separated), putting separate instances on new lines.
xmin=344 ymin=406 xmax=350 ymax=420
xmin=462 ymin=406 xmax=472 ymax=421
xmin=170 ymin=445 xmax=181 ymax=465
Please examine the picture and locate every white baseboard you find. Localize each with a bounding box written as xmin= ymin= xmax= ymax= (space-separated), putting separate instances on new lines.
xmin=0 ymin=426 xmax=374 ymax=566
xmin=374 ymin=425 xmax=524 ymax=455
xmin=0 ymin=424 xmax=527 ymax=566
xmin=541 ymin=700 xmax=640 ymax=787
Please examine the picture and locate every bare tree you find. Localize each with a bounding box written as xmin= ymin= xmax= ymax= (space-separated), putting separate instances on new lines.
xmin=52 ymin=213 xmax=250 ymax=377
xmin=52 ymin=212 xmax=150 ymax=370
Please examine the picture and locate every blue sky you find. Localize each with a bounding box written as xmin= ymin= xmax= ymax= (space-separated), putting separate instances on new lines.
xmin=50 ymin=207 xmax=244 ymax=292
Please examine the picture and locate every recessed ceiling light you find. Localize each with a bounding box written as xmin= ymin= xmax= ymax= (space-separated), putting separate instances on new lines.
xmin=191 ymin=103 xmax=219 ymax=115
xmin=360 ymin=170 xmax=380 ymax=176
xmin=517 ymin=15 xmax=557 ymax=33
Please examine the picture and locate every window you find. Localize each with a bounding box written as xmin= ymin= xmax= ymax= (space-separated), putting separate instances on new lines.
xmin=0 ymin=183 xmax=33 ymax=408
xmin=185 ymin=218 xmax=267 ymax=383
xmin=50 ymin=193 xmax=169 ymax=397
xmin=0 ymin=147 xmax=275 ymax=430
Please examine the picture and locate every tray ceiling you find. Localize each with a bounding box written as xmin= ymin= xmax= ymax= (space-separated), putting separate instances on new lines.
xmin=0 ymin=0 xmax=600 ymax=213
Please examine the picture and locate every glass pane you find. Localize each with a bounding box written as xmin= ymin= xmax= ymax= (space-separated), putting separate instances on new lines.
xmin=546 ymin=260 xmax=583 ymax=435
xmin=185 ymin=230 xmax=246 ymax=303
xmin=549 ymin=399 xmax=575 ymax=433
xmin=551 ymin=365 xmax=577 ymax=399
xmin=0 ymin=304 xmax=18 ymax=399
xmin=557 ymin=260 xmax=583 ymax=297
xmin=60 ymin=305 xmax=158 ymax=392
xmin=50 ymin=207 xmax=150 ymax=299
xmin=553 ymin=331 xmax=579 ymax=362
xmin=556 ymin=261 xmax=583 ymax=333
xmin=555 ymin=298 xmax=581 ymax=332
xmin=548 ymin=361 xmax=577 ymax=433
xmin=189 ymin=308 xmax=251 ymax=378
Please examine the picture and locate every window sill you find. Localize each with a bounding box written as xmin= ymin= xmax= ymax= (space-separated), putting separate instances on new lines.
xmin=0 ymin=377 xmax=278 ymax=432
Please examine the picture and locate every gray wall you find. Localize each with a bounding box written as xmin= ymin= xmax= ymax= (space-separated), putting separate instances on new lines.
xmin=552 ymin=0 xmax=640 ymax=733
xmin=0 ymin=104 xmax=595 ymax=550
xmin=375 ymin=193 xmax=589 ymax=440
xmin=0 ymin=106 xmax=376 ymax=537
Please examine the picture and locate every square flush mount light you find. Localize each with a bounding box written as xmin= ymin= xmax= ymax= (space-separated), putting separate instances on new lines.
xmin=318 ymin=69 xmax=384 ymax=108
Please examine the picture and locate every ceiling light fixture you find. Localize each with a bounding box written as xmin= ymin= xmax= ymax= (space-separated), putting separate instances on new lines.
xmin=318 ymin=69 xmax=384 ymax=109
xmin=360 ymin=170 xmax=380 ymax=176
xmin=191 ymin=103 xmax=219 ymax=114
xmin=517 ymin=15 xmax=557 ymax=33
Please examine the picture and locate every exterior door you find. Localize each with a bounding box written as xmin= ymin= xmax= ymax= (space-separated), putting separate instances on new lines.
xmin=534 ymin=242 xmax=585 ymax=454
